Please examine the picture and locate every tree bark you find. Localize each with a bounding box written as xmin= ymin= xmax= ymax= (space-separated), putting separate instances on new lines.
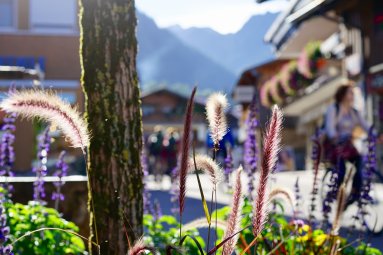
xmin=79 ymin=0 xmax=143 ymax=254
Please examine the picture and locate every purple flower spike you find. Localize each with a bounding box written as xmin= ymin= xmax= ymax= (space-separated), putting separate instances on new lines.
xmin=0 ymin=87 xmax=17 ymax=197
xmin=244 ymin=94 xmax=259 ymax=200
xmin=224 ymin=149 xmax=234 ymax=185
xmin=141 ymin=148 xmax=154 ymax=215
xmin=170 ymin=167 xmax=180 ymax=215
xmin=52 ymin=151 xmax=69 ymax=209
xmin=0 ymin=200 xmax=13 ymax=254
xmin=33 ymin=127 xmax=51 ymax=202
xmin=153 ymin=199 xmax=162 ymax=221
xmin=353 ymin=126 xmax=377 ymax=228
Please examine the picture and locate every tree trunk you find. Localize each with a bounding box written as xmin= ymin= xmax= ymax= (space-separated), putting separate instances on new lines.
xmin=79 ymin=0 xmax=143 ymax=254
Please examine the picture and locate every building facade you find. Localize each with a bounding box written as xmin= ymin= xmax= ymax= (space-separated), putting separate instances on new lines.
xmin=0 ymin=0 xmax=82 ymax=171
xmin=257 ymin=0 xmax=383 ymax=169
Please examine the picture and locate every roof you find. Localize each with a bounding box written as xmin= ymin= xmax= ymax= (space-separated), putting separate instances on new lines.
xmin=264 ymin=0 xmax=337 ymax=50
xmin=141 ymin=86 xmax=206 ymax=106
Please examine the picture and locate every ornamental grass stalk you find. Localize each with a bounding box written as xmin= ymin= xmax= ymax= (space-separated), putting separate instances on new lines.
xmin=206 ymin=93 xmax=228 ymax=147
xmin=178 ymin=87 xmax=196 ymax=230
xmin=268 ymin=187 xmax=295 ymax=214
xmin=0 ymin=90 xmax=89 ymax=151
xmin=252 ymin=105 xmax=282 ymax=237
xmin=183 ymin=218 xmax=227 ymax=232
xmin=128 ymin=238 xmax=155 ymax=255
xmin=189 ymin=154 xmax=223 ymax=189
xmin=222 ymin=166 xmax=243 ymax=255
xmin=331 ymin=184 xmax=346 ymax=236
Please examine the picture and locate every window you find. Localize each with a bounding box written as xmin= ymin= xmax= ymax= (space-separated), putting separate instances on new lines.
xmin=30 ymin=0 xmax=77 ymax=33
xmin=0 ymin=0 xmax=16 ymax=28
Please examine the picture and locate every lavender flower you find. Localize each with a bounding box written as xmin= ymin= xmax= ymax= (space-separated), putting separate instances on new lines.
xmin=353 ymin=126 xmax=376 ymax=228
xmin=363 ymin=126 xmax=377 ymax=202
xmin=322 ymin=168 xmax=339 ymax=226
xmin=0 ymin=200 xmax=13 ymax=255
xmin=0 ymin=111 xmax=16 ymax=197
xmin=52 ymin=151 xmax=68 ymax=209
xmin=294 ymin=177 xmax=302 ymax=218
xmin=244 ymin=94 xmax=259 ymax=200
xmin=141 ymin=148 xmax=154 ymax=215
xmin=33 ymin=127 xmax=51 ymax=202
xmin=153 ymin=199 xmax=162 ymax=221
xmin=309 ymin=129 xmax=321 ymax=222
xmin=169 ymin=167 xmax=179 ymax=215
xmin=224 ymin=149 xmax=234 ymax=185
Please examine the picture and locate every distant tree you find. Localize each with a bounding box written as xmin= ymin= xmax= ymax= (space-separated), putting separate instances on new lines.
xmin=79 ymin=0 xmax=143 ymax=254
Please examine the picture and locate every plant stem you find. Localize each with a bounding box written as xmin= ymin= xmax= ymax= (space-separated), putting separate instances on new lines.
xmin=214 ymin=187 xmax=218 ymax=255
xmin=179 ymin=214 xmax=182 ymax=244
xmin=206 ymin=190 xmax=214 ymax=252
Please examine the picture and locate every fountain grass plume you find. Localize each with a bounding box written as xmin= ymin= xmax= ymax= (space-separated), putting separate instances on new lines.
xmin=0 ymin=90 xmax=89 ymax=151
xmin=331 ymin=184 xmax=346 ymax=236
xmin=128 ymin=238 xmax=155 ymax=255
xmin=252 ymin=105 xmax=282 ymax=237
xmin=222 ymin=166 xmax=243 ymax=255
xmin=206 ymin=93 xmax=228 ymax=146
xmin=268 ymin=187 xmax=295 ymax=213
xmin=179 ymin=87 xmax=196 ymax=218
xmin=189 ymin=154 xmax=223 ymax=188
xmin=183 ymin=218 xmax=227 ymax=232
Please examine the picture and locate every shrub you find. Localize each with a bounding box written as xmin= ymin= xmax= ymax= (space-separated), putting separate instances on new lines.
xmin=6 ymin=200 xmax=86 ymax=255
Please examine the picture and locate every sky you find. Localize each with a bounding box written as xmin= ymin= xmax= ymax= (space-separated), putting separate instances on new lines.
xmin=135 ymin=0 xmax=288 ymax=34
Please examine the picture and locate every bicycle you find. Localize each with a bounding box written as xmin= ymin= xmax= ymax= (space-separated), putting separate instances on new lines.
xmin=320 ymin=158 xmax=383 ymax=235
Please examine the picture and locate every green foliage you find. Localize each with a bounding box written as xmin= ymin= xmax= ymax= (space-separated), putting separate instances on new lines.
xmin=143 ymin=214 xmax=205 ymax=254
xmin=212 ymin=198 xmax=382 ymax=255
xmin=6 ymin=200 xmax=85 ymax=255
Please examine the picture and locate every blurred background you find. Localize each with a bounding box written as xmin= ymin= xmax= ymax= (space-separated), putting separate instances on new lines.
xmin=0 ymin=0 xmax=383 ymax=240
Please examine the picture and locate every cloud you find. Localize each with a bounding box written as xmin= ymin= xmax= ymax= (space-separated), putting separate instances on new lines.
xmin=136 ymin=0 xmax=288 ymax=34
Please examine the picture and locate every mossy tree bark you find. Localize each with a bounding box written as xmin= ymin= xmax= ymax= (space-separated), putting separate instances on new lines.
xmin=79 ymin=0 xmax=143 ymax=254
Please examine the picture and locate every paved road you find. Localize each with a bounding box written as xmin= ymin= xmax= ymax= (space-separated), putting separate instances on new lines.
xmin=147 ymin=170 xmax=383 ymax=251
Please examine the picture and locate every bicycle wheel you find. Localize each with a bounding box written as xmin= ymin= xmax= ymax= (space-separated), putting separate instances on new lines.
xmin=362 ymin=182 xmax=383 ymax=235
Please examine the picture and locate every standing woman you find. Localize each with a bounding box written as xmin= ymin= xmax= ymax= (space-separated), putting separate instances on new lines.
xmin=324 ymin=82 xmax=370 ymax=205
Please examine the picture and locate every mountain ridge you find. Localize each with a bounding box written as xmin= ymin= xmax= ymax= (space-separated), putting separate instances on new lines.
xmin=168 ymin=13 xmax=277 ymax=75
xmin=137 ymin=12 xmax=236 ymax=94
xmin=136 ymin=12 xmax=277 ymax=94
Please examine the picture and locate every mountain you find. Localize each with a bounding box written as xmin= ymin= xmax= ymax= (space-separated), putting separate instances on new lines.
xmin=169 ymin=13 xmax=277 ymax=75
xmin=137 ymin=12 xmax=236 ymax=93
